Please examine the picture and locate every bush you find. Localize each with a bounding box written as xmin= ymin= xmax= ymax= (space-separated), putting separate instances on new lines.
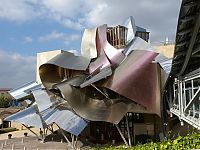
xmin=0 ymin=128 xmax=18 ymax=134
xmin=0 ymin=95 xmax=10 ymax=108
xmin=92 ymin=132 xmax=200 ymax=150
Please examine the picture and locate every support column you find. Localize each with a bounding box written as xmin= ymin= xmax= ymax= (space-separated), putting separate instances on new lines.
xmin=125 ymin=114 xmax=131 ymax=146
xmin=115 ymin=124 xmax=129 ymax=147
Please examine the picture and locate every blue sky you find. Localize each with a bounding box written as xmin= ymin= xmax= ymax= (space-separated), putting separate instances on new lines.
xmin=0 ymin=0 xmax=181 ymax=88
xmin=0 ymin=15 xmax=82 ymax=56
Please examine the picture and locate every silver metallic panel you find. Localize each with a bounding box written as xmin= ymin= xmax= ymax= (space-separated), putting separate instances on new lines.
xmin=40 ymin=51 xmax=90 ymax=70
xmin=123 ymin=37 xmax=155 ymax=56
xmin=9 ymin=81 xmax=41 ymax=100
xmin=5 ymin=104 xmax=46 ymax=128
xmin=39 ymin=51 xmax=90 ymax=88
xmin=122 ymin=16 xmax=137 ymax=45
xmin=80 ymin=67 xmax=112 ymax=88
xmin=32 ymin=89 xmax=52 ymax=112
xmin=81 ymin=27 xmax=98 ymax=59
xmin=56 ymin=83 xmax=133 ymax=124
xmin=43 ymin=107 xmax=87 ymax=136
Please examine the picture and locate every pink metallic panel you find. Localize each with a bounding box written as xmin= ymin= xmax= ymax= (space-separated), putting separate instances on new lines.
xmin=89 ymin=50 xmax=111 ymax=74
xmin=97 ymin=25 xmax=125 ymax=68
xmin=89 ymin=25 xmax=126 ymax=74
xmin=100 ymin=50 xmax=161 ymax=115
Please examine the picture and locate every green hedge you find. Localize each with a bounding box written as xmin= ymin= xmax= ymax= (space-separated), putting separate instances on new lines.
xmin=0 ymin=128 xmax=18 ymax=134
xmin=92 ymin=132 xmax=200 ymax=150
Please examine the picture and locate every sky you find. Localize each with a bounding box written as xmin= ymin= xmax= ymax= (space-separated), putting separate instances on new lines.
xmin=0 ymin=0 xmax=181 ymax=88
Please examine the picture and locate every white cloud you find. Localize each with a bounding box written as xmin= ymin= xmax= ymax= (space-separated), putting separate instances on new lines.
xmin=0 ymin=0 xmax=182 ymax=41
xmin=39 ymin=31 xmax=64 ymax=42
xmin=41 ymin=0 xmax=86 ymax=18
xmin=0 ymin=50 xmax=36 ymax=88
xmin=59 ymin=18 xmax=83 ymax=30
xmin=24 ymin=36 xmax=33 ymax=43
xmin=39 ymin=30 xmax=80 ymax=42
xmin=0 ymin=0 xmax=41 ymax=22
xmin=83 ymin=0 xmax=181 ymax=42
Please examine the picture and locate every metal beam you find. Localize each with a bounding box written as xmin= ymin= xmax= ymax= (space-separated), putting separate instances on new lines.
xmin=57 ymin=125 xmax=75 ymax=150
xmin=178 ymin=28 xmax=193 ymax=36
xmin=184 ymin=1 xmax=200 ymax=7
xmin=184 ymin=87 xmax=200 ymax=112
xmin=91 ymin=84 xmax=109 ymax=99
xmin=179 ymin=13 xmax=200 ymax=75
xmin=192 ymin=45 xmax=200 ymax=55
xmin=22 ymin=124 xmax=42 ymax=140
xmin=180 ymin=15 xmax=196 ymax=23
xmin=115 ymin=124 xmax=129 ymax=147
xmin=125 ymin=115 xmax=131 ymax=146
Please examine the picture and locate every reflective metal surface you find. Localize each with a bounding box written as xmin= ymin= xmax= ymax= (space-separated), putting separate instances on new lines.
xmin=100 ymin=50 xmax=161 ymax=115
xmin=32 ymin=89 xmax=52 ymax=112
xmin=81 ymin=27 xmax=98 ymax=59
xmin=7 ymin=87 xmax=88 ymax=136
xmin=9 ymin=81 xmax=41 ymax=99
xmin=80 ymin=67 xmax=112 ymax=88
xmin=122 ymin=16 xmax=137 ymax=45
xmin=39 ymin=51 xmax=90 ymax=88
xmin=43 ymin=106 xmax=87 ymax=136
xmin=5 ymin=103 xmax=47 ymax=128
xmin=97 ymin=24 xmax=125 ymax=67
xmin=9 ymin=16 xmax=173 ymax=131
xmin=56 ymin=82 xmax=134 ymax=124
xmin=123 ymin=37 xmax=155 ymax=56
xmin=88 ymin=50 xmax=111 ymax=74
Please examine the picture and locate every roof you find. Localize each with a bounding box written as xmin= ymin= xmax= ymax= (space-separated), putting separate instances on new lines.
xmin=171 ymin=0 xmax=200 ymax=76
xmin=136 ymin=26 xmax=146 ymax=32
xmin=0 ymin=88 xmax=12 ymax=92
xmin=0 ymin=107 xmax=21 ymax=120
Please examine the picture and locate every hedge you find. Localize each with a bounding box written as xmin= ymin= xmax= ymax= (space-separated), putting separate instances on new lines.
xmin=0 ymin=128 xmax=18 ymax=134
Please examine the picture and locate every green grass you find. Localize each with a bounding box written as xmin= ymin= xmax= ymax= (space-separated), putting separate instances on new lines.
xmin=92 ymin=132 xmax=200 ymax=150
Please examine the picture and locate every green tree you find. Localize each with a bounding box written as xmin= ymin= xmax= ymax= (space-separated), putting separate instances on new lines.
xmin=0 ymin=95 xmax=10 ymax=108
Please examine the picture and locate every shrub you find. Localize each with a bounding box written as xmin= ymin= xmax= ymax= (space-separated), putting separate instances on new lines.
xmin=0 ymin=95 xmax=10 ymax=108
xmin=0 ymin=128 xmax=18 ymax=134
xmin=91 ymin=132 xmax=200 ymax=150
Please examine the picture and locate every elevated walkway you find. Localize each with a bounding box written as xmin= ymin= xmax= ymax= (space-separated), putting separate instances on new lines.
xmin=169 ymin=69 xmax=200 ymax=129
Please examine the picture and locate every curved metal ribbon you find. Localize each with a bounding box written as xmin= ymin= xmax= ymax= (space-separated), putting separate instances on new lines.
xmin=99 ymin=50 xmax=161 ymax=116
xmin=97 ymin=24 xmax=125 ymax=67
xmin=81 ymin=27 xmax=98 ymax=59
xmin=39 ymin=51 xmax=89 ymax=88
xmin=55 ymin=82 xmax=140 ymax=124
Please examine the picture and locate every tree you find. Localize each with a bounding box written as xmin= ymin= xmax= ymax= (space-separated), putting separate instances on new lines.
xmin=0 ymin=95 xmax=10 ymax=108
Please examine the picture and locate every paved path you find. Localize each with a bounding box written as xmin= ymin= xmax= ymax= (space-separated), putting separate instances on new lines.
xmin=0 ymin=128 xmax=42 ymax=141
xmin=0 ymin=136 xmax=70 ymax=150
xmin=0 ymin=128 xmax=91 ymax=150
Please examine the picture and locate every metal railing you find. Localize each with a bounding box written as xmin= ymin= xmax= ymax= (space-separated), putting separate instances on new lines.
xmin=170 ymin=70 xmax=200 ymax=129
